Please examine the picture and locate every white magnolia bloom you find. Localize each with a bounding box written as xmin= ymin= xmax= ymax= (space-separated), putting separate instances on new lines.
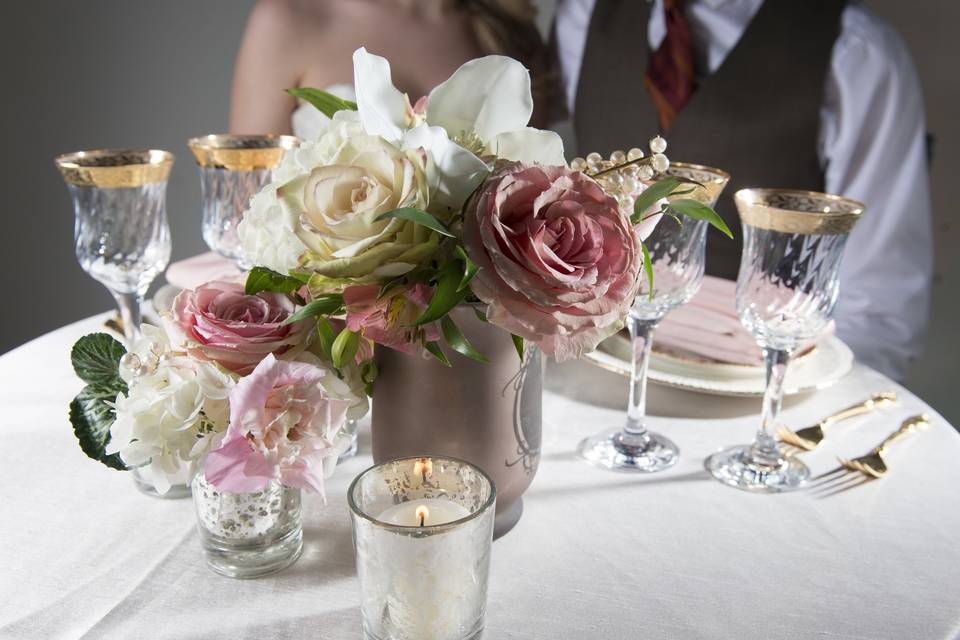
xmin=352 ymin=47 xmax=566 ymax=209
xmin=107 ymin=324 xmax=236 ymax=495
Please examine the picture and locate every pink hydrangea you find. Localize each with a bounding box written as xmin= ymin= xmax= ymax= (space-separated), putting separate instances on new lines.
xmin=203 ymin=354 xmax=351 ymax=496
xmin=462 ymin=162 xmax=642 ymax=361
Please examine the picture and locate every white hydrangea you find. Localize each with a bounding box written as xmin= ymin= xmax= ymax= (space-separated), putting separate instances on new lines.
xmin=106 ymin=325 xmax=236 ymax=495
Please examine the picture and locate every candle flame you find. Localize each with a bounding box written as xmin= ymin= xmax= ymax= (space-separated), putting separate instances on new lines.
xmin=416 ymin=505 xmax=429 ymax=527
xmin=414 ymin=458 xmax=433 ymax=478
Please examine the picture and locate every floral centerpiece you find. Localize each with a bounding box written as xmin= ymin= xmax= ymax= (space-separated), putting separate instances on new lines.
xmin=66 ymin=49 xmax=727 ymax=544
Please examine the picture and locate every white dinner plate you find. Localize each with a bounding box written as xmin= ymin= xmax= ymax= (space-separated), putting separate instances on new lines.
xmin=584 ymin=333 xmax=854 ymax=397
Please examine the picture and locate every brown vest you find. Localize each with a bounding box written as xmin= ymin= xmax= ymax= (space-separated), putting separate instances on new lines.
xmin=574 ymin=0 xmax=846 ymax=278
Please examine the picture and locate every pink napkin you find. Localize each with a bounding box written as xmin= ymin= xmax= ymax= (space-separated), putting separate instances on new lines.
xmin=653 ymin=276 xmax=827 ymax=366
xmin=165 ymin=252 xmax=243 ymax=290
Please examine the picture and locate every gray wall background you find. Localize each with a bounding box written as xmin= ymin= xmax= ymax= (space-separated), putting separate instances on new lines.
xmin=1 ymin=1 xmax=957 ymax=422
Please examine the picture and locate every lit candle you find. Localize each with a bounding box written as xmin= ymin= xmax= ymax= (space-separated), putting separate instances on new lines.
xmin=377 ymin=498 xmax=470 ymax=528
xmin=349 ymin=457 xmax=496 ymax=640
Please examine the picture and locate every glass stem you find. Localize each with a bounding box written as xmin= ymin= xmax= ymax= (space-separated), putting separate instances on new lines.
xmin=623 ymin=315 xmax=658 ymax=442
xmin=111 ymin=289 xmax=142 ymax=346
xmin=752 ymin=346 xmax=791 ymax=466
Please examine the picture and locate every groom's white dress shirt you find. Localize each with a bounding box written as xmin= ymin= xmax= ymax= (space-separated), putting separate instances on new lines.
xmin=556 ymin=0 xmax=933 ymax=381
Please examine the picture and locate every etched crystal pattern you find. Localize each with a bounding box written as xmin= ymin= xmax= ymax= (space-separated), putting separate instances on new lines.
xmin=199 ymin=166 xmax=271 ymax=262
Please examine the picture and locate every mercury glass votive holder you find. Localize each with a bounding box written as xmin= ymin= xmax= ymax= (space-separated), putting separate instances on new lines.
xmin=192 ymin=474 xmax=303 ymax=578
xmin=348 ymin=456 xmax=497 ymax=640
xmin=187 ymin=134 xmax=298 ymax=267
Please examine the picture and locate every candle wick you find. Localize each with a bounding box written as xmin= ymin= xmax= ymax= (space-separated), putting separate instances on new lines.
xmin=418 ymin=513 xmax=425 ymax=527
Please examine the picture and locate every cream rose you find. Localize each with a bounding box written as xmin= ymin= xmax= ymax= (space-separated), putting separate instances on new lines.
xmin=277 ymin=133 xmax=437 ymax=283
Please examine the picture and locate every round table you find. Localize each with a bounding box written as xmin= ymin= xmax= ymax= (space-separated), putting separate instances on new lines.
xmin=2 ymin=312 xmax=959 ymax=639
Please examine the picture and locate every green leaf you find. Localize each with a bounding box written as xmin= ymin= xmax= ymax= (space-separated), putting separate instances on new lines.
xmin=281 ymin=294 xmax=344 ymax=326
xmin=360 ymin=360 xmax=378 ymax=395
xmin=71 ymin=333 xmax=127 ymax=386
xmin=316 ymin=317 xmax=336 ymax=362
xmin=415 ymin=262 xmax=468 ymax=326
xmin=668 ymin=199 xmax=734 ymax=239
xmin=287 ymin=87 xmax=358 ymax=118
xmin=640 ymin=241 xmax=654 ymax=301
xmin=631 ymin=177 xmax=681 ymax=224
xmin=332 ymin=327 xmax=360 ymax=369
xmin=473 ymin=307 xmax=489 ymax=323
xmin=454 ymin=246 xmax=479 ymax=292
xmin=69 ymin=384 xmax=127 ymax=471
xmin=511 ymin=334 xmax=525 ymax=361
xmin=424 ymin=341 xmax=452 ymax=367
xmin=440 ymin=316 xmax=490 ymax=364
xmin=245 ymin=267 xmax=304 ymax=296
xmin=374 ymin=207 xmax=454 ymax=238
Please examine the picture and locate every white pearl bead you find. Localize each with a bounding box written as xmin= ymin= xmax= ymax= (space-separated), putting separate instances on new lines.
xmin=621 ymin=175 xmax=639 ymax=194
xmin=627 ymin=147 xmax=645 ymax=161
xmin=624 ymin=165 xmax=640 ymax=178
xmin=570 ymin=157 xmax=587 ymax=171
xmin=617 ymin=194 xmax=635 ymax=211
xmin=652 ymin=153 xmax=670 ymax=173
xmin=586 ymin=152 xmax=602 ymax=167
xmin=609 ymin=150 xmax=626 ymax=164
xmin=605 ymin=172 xmax=624 ymax=187
xmin=639 ymin=165 xmax=655 ymax=180
xmin=650 ymin=136 xmax=667 ymax=154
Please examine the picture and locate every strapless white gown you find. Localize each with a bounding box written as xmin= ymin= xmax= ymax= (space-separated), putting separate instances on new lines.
xmin=290 ymin=83 xmax=356 ymax=140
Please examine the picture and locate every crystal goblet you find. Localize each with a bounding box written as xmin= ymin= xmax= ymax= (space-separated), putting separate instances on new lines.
xmin=187 ymin=134 xmax=298 ymax=268
xmin=705 ymin=188 xmax=864 ymax=492
xmin=55 ymin=149 xmax=174 ymax=346
xmin=578 ymin=163 xmax=730 ymax=472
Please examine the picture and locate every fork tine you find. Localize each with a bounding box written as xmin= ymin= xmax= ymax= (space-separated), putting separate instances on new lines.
xmin=807 ymin=467 xmax=850 ymax=491
xmin=814 ymin=475 xmax=874 ymax=498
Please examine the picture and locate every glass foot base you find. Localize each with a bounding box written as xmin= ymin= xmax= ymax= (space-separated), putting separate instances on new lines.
xmin=705 ymin=444 xmax=809 ymax=493
xmin=577 ymin=428 xmax=679 ymax=472
xmin=203 ymin=526 xmax=303 ymax=579
xmin=337 ymin=430 xmax=359 ymax=462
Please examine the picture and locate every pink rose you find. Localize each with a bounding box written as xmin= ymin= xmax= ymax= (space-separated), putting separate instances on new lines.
xmin=463 ymin=163 xmax=642 ymax=361
xmin=167 ymin=281 xmax=312 ymax=375
xmin=204 ymin=354 xmax=352 ymax=496
xmin=343 ymin=283 xmax=441 ymax=356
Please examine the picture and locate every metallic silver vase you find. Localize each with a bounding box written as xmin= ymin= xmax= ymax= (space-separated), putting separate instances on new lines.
xmin=371 ymin=306 xmax=542 ymax=538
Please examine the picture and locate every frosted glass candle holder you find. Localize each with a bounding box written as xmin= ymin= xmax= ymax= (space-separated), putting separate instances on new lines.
xmin=348 ymin=456 xmax=496 ymax=640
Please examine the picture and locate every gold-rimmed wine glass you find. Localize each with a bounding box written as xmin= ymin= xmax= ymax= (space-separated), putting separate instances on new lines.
xmin=705 ymin=188 xmax=864 ymax=492
xmin=55 ymin=148 xmax=174 ymax=345
xmin=188 ymin=134 xmax=298 ymax=268
xmin=578 ymin=162 xmax=730 ymax=472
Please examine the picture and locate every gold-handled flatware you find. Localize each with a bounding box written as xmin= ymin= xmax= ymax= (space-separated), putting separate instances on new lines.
xmin=778 ymin=391 xmax=898 ymax=452
xmin=808 ymin=413 xmax=931 ymax=496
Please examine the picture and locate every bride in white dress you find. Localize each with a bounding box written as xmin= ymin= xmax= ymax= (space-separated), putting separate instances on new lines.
xmin=228 ymin=0 xmax=560 ymax=138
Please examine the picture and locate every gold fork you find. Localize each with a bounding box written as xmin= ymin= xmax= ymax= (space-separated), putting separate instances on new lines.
xmin=777 ymin=391 xmax=898 ymax=452
xmin=809 ymin=413 xmax=930 ymax=495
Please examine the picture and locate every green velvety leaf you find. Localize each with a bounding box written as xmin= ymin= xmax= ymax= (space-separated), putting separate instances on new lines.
xmin=631 ymin=177 xmax=680 ymax=225
xmin=245 ymin=267 xmax=304 ymax=296
xmin=332 ymin=327 xmax=360 ymax=369
xmin=287 ymin=87 xmax=357 ymax=118
xmin=281 ymin=294 xmax=344 ymax=326
xmin=668 ymin=199 xmax=733 ymax=239
xmin=70 ymin=333 xmax=127 ymax=386
xmin=640 ymin=241 xmax=654 ymax=301
xmin=316 ymin=317 xmax=336 ymax=361
xmin=424 ymin=341 xmax=452 ymax=367
xmin=69 ymin=384 xmax=127 ymax=471
xmin=374 ymin=207 xmax=454 ymax=238
xmin=454 ymin=245 xmax=479 ymax=292
xmin=415 ymin=262 xmax=467 ymax=326
xmin=511 ymin=334 xmax=524 ymax=362
xmin=440 ymin=316 xmax=490 ymax=364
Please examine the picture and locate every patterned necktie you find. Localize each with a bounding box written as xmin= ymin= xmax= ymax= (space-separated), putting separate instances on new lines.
xmin=644 ymin=0 xmax=696 ymax=131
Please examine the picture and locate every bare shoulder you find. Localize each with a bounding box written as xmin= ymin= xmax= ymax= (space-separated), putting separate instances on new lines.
xmin=244 ymin=0 xmax=331 ymax=42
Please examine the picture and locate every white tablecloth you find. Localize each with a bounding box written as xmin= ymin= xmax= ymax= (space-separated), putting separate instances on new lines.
xmin=2 ymin=312 xmax=959 ymax=640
